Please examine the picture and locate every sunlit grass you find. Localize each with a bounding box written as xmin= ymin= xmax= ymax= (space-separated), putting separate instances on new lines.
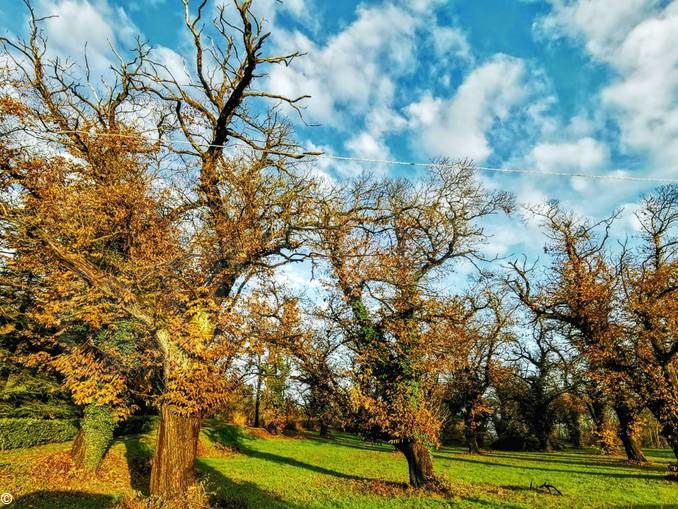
xmin=197 ymin=427 xmax=676 ymax=508
xmin=0 ymin=424 xmax=675 ymax=508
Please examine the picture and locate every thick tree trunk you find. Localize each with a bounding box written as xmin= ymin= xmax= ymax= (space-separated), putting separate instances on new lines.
xmin=319 ymin=421 xmax=330 ymax=438
xmin=71 ymin=404 xmax=115 ymax=472
xmin=589 ymin=403 xmax=614 ymax=454
xmin=565 ymin=410 xmax=582 ymax=448
xmin=149 ymin=405 xmax=201 ymax=499
xmin=532 ymin=413 xmax=553 ymax=452
xmin=396 ymin=440 xmax=434 ymax=488
xmin=614 ymin=404 xmax=647 ymax=463
xmin=660 ymin=420 xmax=678 ymax=462
xmin=536 ymin=432 xmax=552 ymax=452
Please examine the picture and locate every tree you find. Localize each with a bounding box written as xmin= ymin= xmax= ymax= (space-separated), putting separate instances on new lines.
xmin=443 ymin=286 xmax=514 ymax=453
xmin=290 ymin=329 xmax=348 ymax=437
xmin=313 ymin=164 xmax=512 ymax=487
xmin=620 ymin=185 xmax=677 ymax=459
xmin=1 ymin=0 xmax=316 ymax=497
xmin=506 ymin=202 xmax=649 ymax=461
xmin=508 ymin=322 xmax=577 ymax=451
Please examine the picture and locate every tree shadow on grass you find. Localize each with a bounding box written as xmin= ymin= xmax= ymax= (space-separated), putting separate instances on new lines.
xmin=481 ymin=452 xmax=669 ymax=472
xmin=204 ymin=427 xmax=375 ymax=482
xmin=303 ymin=432 xmax=393 ymax=453
xmin=13 ymin=491 xmax=115 ymax=509
xmin=198 ymin=460 xmax=309 ymax=509
xmin=439 ymin=454 xmax=669 ymax=480
xmin=120 ymin=435 xmax=154 ymax=495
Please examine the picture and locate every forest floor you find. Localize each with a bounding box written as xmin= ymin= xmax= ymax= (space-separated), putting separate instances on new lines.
xmin=0 ymin=422 xmax=676 ymax=508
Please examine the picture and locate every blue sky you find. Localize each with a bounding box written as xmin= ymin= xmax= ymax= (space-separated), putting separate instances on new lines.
xmin=1 ymin=0 xmax=677 ymax=284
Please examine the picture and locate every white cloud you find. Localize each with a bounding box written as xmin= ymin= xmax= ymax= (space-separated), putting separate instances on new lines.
xmin=267 ymin=2 xmax=422 ymax=125
xmin=34 ymin=0 xmax=138 ymax=76
xmin=528 ymin=137 xmax=609 ymax=171
xmin=404 ymin=55 xmax=528 ymax=161
xmin=538 ymin=0 xmax=660 ymax=60
xmin=539 ymin=0 xmax=678 ymax=172
xmin=345 ymin=132 xmax=387 ymax=160
xmin=431 ymin=26 xmax=472 ymax=62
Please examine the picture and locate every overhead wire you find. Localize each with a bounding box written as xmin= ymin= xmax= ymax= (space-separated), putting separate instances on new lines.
xmin=39 ymin=130 xmax=678 ymax=184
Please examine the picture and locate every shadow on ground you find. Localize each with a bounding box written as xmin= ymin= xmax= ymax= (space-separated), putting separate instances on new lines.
xmin=198 ymin=461 xmax=308 ymax=509
xmin=121 ymin=435 xmax=154 ymax=495
xmin=12 ymin=491 xmax=115 ymax=509
xmin=433 ymin=453 xmax=669 ymax=480
xmin=204 ymin=426 xmax=375 ymax=482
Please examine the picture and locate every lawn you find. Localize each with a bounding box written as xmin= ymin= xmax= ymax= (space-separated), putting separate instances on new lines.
xmin=1 ymin=424 xmax=675 ymax=508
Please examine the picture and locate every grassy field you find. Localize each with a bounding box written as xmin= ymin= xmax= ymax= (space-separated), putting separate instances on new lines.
xmin=0 ymin=424 xmax=676 ymax=508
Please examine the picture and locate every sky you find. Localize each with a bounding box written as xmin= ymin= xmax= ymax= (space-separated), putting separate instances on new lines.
xmin=1 ymin=0 xmax=677 ymax=287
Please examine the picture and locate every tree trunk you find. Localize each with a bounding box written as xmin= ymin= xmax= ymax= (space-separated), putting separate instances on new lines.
xmin=536 ymin=432 xmax=552 ymax=452
xmin=565 ymin=410 xmax=582 ymax=448
xmin=589 ymin=403 xmax=614 ymax=454
xmin=647 ymin=400 xmax=678 ymax=461
xmin=149 ymin=405 xmax=201 ymax=499
xmin=467 ymin=433 xmax=481 ymax=454
xmin=71 ymin=404 xmax=115 ymax=472
xmin=614 ymin=404 xmax=646 ymax=463
xmin=464 ymin=413 xmax=481 ymax=454
xmin=533 ymin=412 xmax=553 ymax=452
xmin=254 ymin=362 xmax=263 ymax=427
xmin=319 ymin=421 xmax=330 ymax=438
xmin=396 ymin=440 xmax=434 ymax=488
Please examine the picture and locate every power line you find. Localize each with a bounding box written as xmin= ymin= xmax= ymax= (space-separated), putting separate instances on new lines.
xmin=41 ymin=130 xmax=678 ymax=184
xmin=321 ymin=155 xmax=678 ymax=184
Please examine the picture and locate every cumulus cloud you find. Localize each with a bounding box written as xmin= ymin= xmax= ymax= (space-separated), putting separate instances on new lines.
xmin=404 ymin=55 xmax=528 ymax=161
xmin=539 ymin=0 xmax=678 ymax=172
xmin=431 ymin=26 xmax=472 ymax=62
xmin=528 ymin=137 xmax=609 ymax=171
xmin=267 ymin=2 xmax=423 ymax=126
xmin=537 ymin=0 xmax=660 ymax=59
xmin=34 ymin=0 xmax=138 ymax=76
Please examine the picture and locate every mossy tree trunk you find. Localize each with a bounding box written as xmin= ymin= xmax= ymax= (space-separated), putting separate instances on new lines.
xmin=396 ymin=439 xmax=434 ymax=488
xmin=71 ymin=404 xmax=115 ymax=472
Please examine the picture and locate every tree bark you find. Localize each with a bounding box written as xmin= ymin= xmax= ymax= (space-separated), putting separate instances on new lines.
xmin=319 ymin=421 xmax=330 ymax=438
xmin=647 ymin=399 xmax=678 ymax=461
xmin=149 ymin=405 xmax=201 ymax=499
xmin=565 ymin=410 xmax=582 ymax=448
xmin=396 ymin=440 xmax=434 ymax=488
xmin=254 ymin=360 xmax=263 ymax=427
xmin=466 ymin=433 xmax=481 ymax=454
xmin=464 ymin=413 xmax=481 ymax=454
xmin=71 ymin=404 xmax=115 ymax=472
xmin=532 ymin=412 xmax=553 ymax=452
xmin=588 ymin=400 xmax=614 ymax=454
xmin=614 ymin=404 xmax=647 ymax=463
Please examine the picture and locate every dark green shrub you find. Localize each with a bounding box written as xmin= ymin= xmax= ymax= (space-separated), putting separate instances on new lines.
xmin=0 ymin=417 xmax=78 ymax=449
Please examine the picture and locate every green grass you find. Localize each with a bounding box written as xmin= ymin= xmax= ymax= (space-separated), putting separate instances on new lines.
xmin=198 ymin=427 xmax=677 ymax=508
xmin=1 ymin=424 xmax=676 ymax=508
